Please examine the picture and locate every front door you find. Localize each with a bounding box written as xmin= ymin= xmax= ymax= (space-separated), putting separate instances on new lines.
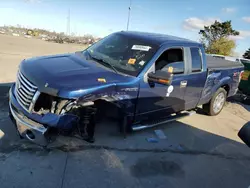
xmin=135 ymin=47 xmax=188 ymax=123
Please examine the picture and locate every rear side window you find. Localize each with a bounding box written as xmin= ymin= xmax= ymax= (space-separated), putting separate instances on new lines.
xmin=191 ymin=48 xmax=202 ymax=72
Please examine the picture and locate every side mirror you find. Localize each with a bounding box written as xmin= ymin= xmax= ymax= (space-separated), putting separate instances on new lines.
xmin=148 ymin=70 xmax=173 ymax=86
xmin=238 ymin=122 xmax=250 ymax=148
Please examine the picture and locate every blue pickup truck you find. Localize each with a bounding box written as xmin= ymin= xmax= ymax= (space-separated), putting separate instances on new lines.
xmin=9 ymin=31 xmax=244 ymax=145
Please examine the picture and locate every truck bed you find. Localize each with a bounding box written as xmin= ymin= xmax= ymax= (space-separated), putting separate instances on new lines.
xmin=206 ymin=55 xmax=244 ymax=69
xmin=198 ymin=56 xmax=244 ymax=107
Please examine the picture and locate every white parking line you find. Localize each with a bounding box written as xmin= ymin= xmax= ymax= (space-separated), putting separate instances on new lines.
xmin=0 ymin=129 xmax=4 ymax=139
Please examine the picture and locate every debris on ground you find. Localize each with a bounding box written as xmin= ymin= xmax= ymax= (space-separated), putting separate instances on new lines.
xmin=176 ymin=144 xmax=185 ymax=151
xmin=154 ymin=129 xmax=167 ymax=139
xmin=146 ymin=137 xmax=159 ymax=143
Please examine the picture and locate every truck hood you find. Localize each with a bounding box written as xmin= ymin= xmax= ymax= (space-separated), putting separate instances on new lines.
xmin=20 ymin=52 xmax=135 ymax=98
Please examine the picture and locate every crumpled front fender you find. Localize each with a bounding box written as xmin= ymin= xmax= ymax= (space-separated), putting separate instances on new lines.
xmin=41 ymin=113 xmax=79 ymax=129
xmin=76 ymin=87 xmax=139 ymax=116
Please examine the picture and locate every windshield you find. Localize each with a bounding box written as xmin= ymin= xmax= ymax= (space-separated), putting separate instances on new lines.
xmin=84 ymin=33 xmax=159 ymax=76
xmin=241 ymin=59 xmax=250 ymax=64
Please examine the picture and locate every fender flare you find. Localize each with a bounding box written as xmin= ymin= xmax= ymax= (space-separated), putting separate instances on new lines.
xmin=212 ymin=76 xmax=231 ymax=95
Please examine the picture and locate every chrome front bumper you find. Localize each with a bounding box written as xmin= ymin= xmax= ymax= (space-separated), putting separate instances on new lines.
xmin=9 ymin=100 xmax=49 ymax=146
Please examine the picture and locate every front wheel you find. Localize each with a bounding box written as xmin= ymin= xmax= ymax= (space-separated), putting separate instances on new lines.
xmin=203 ymin=88 xmax=227 ymax=116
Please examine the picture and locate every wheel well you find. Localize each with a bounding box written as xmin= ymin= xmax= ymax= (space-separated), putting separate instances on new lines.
xmin=94 ymin=99 xmax=122 ymax=120
xmin=221 ymin=84 xmax=230 ymax=95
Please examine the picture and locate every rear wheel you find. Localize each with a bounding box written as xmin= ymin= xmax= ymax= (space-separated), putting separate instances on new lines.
xmin=203 ymin=88 xmax=227 ymax=116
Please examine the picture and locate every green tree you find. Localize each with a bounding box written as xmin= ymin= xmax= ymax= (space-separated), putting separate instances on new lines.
xmin=207 ymin=37 xmax=236 ymax=56
xmin=243 ymin=48 xmax=250 ymax=59
xmin=199 ymin=20 xmax=239 ymax=55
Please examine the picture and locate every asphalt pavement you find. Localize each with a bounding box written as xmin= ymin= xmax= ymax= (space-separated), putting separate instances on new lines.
xmin=1 ymin=84 xmax=250 ymax=188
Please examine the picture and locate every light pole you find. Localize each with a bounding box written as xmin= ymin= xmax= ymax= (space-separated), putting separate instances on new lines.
xmin=126 ymin=0 xmax=132 ymax=31
xmin=67 ymin=8 xmax=71 ymax=36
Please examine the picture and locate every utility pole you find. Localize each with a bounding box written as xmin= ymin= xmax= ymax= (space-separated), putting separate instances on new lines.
xmin=67 ymin=9 xmax=71 ymax=36
xmin=126 ymin=0 xmax=132 ymax=31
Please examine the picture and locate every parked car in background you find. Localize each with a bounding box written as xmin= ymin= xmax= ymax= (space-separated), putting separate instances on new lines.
xmin=235 ymin=58 xmax=250 ymax=64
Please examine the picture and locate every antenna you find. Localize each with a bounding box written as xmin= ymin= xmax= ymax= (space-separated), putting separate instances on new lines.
xmin=126 ymin=0 xmax=132 ymax=31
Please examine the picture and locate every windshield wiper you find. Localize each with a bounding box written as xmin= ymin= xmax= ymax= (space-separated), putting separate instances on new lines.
xmin=87 ymin=50 xmax=118 ymax=74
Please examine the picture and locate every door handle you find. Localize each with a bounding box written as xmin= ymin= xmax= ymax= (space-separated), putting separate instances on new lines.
xmin=180 ymin=80 xmax=187 ymax=88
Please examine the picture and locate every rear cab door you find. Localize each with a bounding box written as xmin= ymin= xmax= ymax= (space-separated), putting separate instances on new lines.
xmin=183 ymin=46 xmax=207 ymax=110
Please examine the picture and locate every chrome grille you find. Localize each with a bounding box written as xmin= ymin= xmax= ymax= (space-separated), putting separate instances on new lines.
xmin=15 ymin=71 xmax=38 ymax=111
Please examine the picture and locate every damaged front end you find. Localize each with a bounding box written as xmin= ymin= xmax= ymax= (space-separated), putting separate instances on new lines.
xmin=9 ymin=69 xmax=138 ymax=146
xmin=9 ymin=83 xmax=97 ymax=146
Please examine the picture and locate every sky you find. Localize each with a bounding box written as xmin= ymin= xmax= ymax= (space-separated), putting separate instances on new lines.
xmin=0 ymin=0 xmax=250 ymax=55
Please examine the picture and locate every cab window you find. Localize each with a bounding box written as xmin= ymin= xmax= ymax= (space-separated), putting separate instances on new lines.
xmin=155 ymin=48 xmax=184 ymax=74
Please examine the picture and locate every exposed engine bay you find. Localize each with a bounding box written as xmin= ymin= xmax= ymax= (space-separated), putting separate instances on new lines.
xmin=30 ymin=92 xmax=126 ymax=144
xmin=30 ymin=92 xmax=99 ymax=143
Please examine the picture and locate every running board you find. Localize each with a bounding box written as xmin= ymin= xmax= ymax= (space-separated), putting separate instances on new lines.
xmin=132 ymin=111 xmax=196 ymax=131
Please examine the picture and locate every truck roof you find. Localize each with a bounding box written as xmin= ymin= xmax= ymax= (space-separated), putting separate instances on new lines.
xmin=118 ymin=31 xmax=201 ymax=47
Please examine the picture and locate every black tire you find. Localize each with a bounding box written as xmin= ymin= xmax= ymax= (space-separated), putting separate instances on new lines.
xmin=238 ymin=122 xmax=250 ymax=148
xmin=203 ymin=88 xmax=227 ymax=116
